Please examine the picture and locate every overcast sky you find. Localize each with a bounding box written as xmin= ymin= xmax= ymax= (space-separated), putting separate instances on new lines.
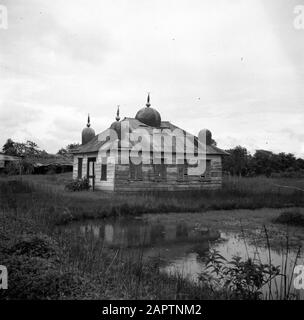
xmin=0 ymin=0 xmax=303 ymax=156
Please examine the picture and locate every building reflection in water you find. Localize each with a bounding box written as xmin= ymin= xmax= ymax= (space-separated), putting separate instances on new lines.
xmin=77 ymin=218 xmax=218 ymax=252
xmin=104 ymin=224 xmax=114 ymax=243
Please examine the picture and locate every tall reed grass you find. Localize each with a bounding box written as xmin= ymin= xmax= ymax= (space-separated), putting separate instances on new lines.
xmin=4 ymin=174 xmax=303 ymax=225
xmin=0 ymin=178 xmax=303 ymax=300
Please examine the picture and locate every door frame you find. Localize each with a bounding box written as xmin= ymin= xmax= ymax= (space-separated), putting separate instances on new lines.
xmin=87 ymin=157 xmax=96 ymax=191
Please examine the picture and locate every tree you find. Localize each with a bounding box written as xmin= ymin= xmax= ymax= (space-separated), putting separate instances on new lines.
xmin=296 ymin=158 xmax=304 ymax=170
xmin=223 ymin=146 xmax=249 ymax=176
xmin=211 ymin=138 xmax=217 ymax=147
xmin=57 ymin=143 xmax=80 ymax=156
xmin=2 ymin=139 xmax=17 ymax=156
xmin=2 ymin=139 xmax=43 ymax=157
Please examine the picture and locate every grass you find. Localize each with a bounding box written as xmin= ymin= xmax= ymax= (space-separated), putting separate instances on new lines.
xmin=273 ymin=209 xmax=304 ymax=227
xmin=1 ymin=175 xmax=304 ymax=300
xmin=0 ymin=180 xmax=225 ymax=300
xmin=3 ymin=173 xmax=304 ymax=225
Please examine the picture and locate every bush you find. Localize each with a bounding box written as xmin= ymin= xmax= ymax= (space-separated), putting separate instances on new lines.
xmin=3 ymin=159 xmax=34 ymax=175
xmin=0 ymin=234 xmax=83 ymax=299
xmin=0 ymin=253 xmax=82 ymax=299
xmin=65 ymin=178 xmax=90 ymax=191
xmin=4 ymin=161 xmax=20 ymax=175
xmin=199 ymin=250 xmax=281 ymax=300
xmin=7 ymin=234 xmax=60 ymax=259
xmin=273 ymin=210 xmax=304 ymax=226
xmin=270 ymin=169 xmax=304 ymax=179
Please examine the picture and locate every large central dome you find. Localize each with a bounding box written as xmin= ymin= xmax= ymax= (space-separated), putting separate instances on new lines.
xmin=135 ymin=94 xmax=161 ymax=127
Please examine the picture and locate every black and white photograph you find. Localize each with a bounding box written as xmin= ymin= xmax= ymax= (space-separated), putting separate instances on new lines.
xmin=0 ymin=0 xmax=304 ymax=315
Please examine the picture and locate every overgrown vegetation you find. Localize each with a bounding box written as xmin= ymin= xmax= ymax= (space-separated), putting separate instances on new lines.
xmin=14 ymin=174 xmax=304 ymax=224
xmin=199 ymin=251 xmax=281 ymax=300
xmin=1 ymin=139 xmax=73 ymax=176
xmin=223 ymin=146 xmax=304 ymax=178
xmin=0 ymin=180 xmax=223 ymax=300
xmin=0 ymin=178 xmax=303 ymax=300
xmin=199 ymin=244 xmax=301 ymax=300
xmin=65 ymin=178 xmax=90 ymax=192
xmin=273 ymin=210 xmax=304 ymax=227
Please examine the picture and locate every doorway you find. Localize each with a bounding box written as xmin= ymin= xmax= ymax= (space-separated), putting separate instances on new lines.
xmin=87 ymin=157 xmax=96 ymax=191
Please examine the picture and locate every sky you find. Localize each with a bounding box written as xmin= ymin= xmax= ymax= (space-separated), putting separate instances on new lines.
xmin=0 ymin=0 xmax=304 ymax=156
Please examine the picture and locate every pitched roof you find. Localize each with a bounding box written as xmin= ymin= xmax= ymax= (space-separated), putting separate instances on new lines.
xmin=72 ymin=118 xmax=228 ymax=156
xmin=26 ymin=154 xmax=73 ymax=167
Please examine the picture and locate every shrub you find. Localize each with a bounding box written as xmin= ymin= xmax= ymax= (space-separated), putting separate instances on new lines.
xmin=7 ymin=234 xmax=60 ymax=259
xmin=65 ymin=178 xmax=90 ymax=191
xmin=0 ymin=254 xmax=82 ymax=299
xmin=199 ymin=250 xmax=281 ymax=300
xmin=4 ymin=161 xmax=20 ymax=175
xmin=0 ymin=234 xmax=83 ymax=299
xmin=270 ymin=170 xmax=304 ymax=179
xmin=273 ymin=210 xmax=304 ymax=226
xmin=3 ymin=159 xmax=34 ymax=175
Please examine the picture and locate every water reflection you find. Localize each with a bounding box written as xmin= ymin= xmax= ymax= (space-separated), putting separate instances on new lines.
xmin=63 ymin=216 xmax=303 ymax=298
xmin=76 ymin=218 xmax=220 ymax=251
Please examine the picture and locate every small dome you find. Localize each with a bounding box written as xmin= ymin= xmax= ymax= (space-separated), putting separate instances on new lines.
xmin=109 ymin=105 xmax=122 ymax=140
xmin=205 ymin=129 xmax=212 ymax=145
xmin=135 ymin=94 xmax=161 ymax=127
xmin=202 ymin=129 xmax=212 ymax=145
xmin=198 ymin=129 xmax=212 ymax=146
xmin=110 ymin=121 xmax=121 ymax=140
xmin=82 ymin=115 xmax=95 ymax=145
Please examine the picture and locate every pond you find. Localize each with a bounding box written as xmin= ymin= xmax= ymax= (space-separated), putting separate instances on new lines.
xmin=61 ymin=213 xmax=304 ymax=299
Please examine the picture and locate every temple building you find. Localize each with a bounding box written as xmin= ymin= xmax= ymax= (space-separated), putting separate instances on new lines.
xmin=72 ymin=96 xmax=227 ymax=191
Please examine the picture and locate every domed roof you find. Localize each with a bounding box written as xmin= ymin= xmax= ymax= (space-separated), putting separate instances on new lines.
xmin=135 ymin=94 xmax=161 ymax=127
xmin=110 ymin=121 xmax=121 ymax=140
xmin=199 ymin=129 xmax=212 ymax=145
xmin=82 ymin=115 xmax=95 ymax=145
xmin=110 ymin=105 xmax=121 ymax=140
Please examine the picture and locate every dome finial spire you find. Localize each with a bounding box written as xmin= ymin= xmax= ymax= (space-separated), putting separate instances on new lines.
xmin=82 ymin=114 xmax=95 ymax=144
xmin=146 ymin=92 xmax=151 ymax=107
xmin=87 ymin=114 xmax=91 ymax=127
xmin=116 ymin=105 xmax=120 ymax=121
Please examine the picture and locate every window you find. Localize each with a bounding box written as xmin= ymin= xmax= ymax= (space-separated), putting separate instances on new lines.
xmin=77 ymin=158 xmax=83 ymax=178
xmin=129 ymin=162 xmax=143 ymax=180
xmin=101 ymin=164 xmax=107 ymax=181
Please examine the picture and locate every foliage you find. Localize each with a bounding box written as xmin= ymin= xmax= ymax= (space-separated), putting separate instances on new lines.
xmin=6 ymin=235 xmax=60 ymax=259
xmin=2 ymin=138 xmax=46 ymax=157
xmin=3 ymin=158 xmax=35 ymax=175
xmin=199 ymin=250 xmax=281 ymax=300
xmin=273 ymin=210 xmax=304 ymax=227
xmin=0 ymin=183 xmax=222 ymax=300
xmin=223 ymin=147 xmax=304 ymax=177
xmin=0 ymin=234 xmax=83 ymax=299
xmin=57 ymin=143 xmax=80 ymax=156
xmin=7 ymin=174 xmax=304 ymax=225
xmin=65 ymin=178 xmax=90 ymax=191
xmin=223 ymin=146 xmax=249 ymax=177
xmin=0 ymin=179 xmax=303 ymax=300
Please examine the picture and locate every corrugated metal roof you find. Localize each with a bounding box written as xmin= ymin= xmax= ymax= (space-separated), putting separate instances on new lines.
xmin=72 ymin=118 xmax=228 ymax=156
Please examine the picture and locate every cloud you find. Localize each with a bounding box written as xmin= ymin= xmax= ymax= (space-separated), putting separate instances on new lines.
xmin=0 ymin=0 xmax=303 ymax=157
